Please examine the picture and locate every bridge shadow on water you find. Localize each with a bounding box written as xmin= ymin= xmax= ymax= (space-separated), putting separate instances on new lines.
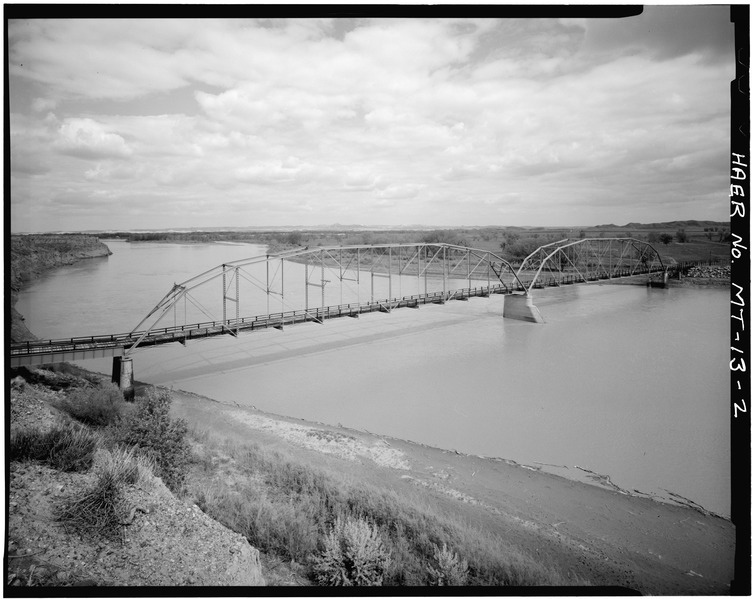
xmin=132 ymin=298 xmax=502 ymax=386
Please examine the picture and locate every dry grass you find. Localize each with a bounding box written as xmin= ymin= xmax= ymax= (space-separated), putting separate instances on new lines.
xmin=185 ymin=431 xmax=583 ymax=587
xmin=10 ymin=423 xmax=98 ymax=473
xmin=57 ymin=445 xmax=157 ymax=540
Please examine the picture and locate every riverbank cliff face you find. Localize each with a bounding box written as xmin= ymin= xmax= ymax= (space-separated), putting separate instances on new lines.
xmin=10 ymin=235 xmax=112 ymax=342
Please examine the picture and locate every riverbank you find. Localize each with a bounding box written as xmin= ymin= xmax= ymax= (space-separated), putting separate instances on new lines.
xmin=10 ymin=235 xmax=112 ymax=342
xmin=7 ymin=366 xmax=265 ymax=588
xmin=166 ymin=382 xmax=736 ymax=594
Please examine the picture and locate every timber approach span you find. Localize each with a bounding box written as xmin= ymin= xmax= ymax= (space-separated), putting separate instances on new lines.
xmin=10 ymin=239 xmax=667 ymax=393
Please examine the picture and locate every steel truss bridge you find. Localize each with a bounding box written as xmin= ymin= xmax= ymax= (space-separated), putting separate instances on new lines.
xmin=10 ymin=239 xmax=665 ymax=369
xmin=515 ymin=237 xmax=665 ymax=289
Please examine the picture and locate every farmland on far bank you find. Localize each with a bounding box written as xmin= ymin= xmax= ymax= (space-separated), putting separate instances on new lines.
xmin=92 ymin=220 xmax=732 ymax=265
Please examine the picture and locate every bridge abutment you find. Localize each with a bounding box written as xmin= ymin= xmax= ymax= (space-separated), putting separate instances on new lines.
xmin=503 ymin=293 xmax=545 ymax=323
xmin=112 ymin=356 xmax=135 ymax=401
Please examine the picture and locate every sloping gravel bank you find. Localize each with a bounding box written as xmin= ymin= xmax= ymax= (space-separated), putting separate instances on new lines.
xmin=7 ymin=373 xmax=265 ymax=588
xmin=169 ymin=388 xmax=736 ymax=595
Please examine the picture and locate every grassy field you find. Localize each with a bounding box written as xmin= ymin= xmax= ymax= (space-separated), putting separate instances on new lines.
xmin=101 ymin=221 xmax=731 ymax=266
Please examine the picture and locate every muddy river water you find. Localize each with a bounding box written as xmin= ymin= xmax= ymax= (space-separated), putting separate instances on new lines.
xmin=16 ymin=240 xmax=730 ymax=516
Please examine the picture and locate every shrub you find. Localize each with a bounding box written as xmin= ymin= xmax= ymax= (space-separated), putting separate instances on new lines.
xmin=427 ymin=542 xmax=469 ymax=586
xmin=97 ymin=445 xmax=156 ymax=488
xmin=115 ymin=387 xmax=190 ymax=492
xmin=658 ymin=233 xmax=673 ymax=245
xmin=58 ymin=446 xmax=156 ymax=540
xmin=312 ymin=515 xmax=391 ymax=586
xmin=10 ymin=423 xmax=98 ymax=473
xmin=57 ymin=469 xmax=128 ymax=540
xmin=56 ymin=382 xmax=125 ymax=427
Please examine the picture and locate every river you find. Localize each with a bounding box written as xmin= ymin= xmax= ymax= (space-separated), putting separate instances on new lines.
xmin=15 ymin=239 xmax=731 ymax=517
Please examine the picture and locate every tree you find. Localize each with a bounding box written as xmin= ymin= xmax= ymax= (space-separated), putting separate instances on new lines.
xmin=658 ymin=233 xmax=673 ymax=245
xmin=285 ymin=231 xmax=304 ymax=246
xmin=675 ymin=229 xmax=688 ymax=243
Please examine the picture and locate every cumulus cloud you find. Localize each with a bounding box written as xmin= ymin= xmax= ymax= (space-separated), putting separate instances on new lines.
xmin=53 ymin=118 xmax=132 ymax=160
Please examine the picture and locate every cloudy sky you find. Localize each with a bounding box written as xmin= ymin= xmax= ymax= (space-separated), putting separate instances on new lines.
xmin=8 ymin=8 xmax=736 ymax=232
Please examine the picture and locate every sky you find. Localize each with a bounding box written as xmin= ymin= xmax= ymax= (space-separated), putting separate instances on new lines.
xmin=7 ymin=7 xmax=737 ymax=233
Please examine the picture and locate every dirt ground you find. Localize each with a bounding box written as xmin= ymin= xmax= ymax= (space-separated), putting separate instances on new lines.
xmin=169 ymin=387 xmax=736 ymax=594
xmin=6 ymin=377 xmax=265 ymax=588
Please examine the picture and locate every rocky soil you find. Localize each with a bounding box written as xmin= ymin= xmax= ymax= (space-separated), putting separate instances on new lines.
xmin=684 ymin=265 xmax=731 ymax=279
xmin=6 ymin=372 xmax=265 ymax=588
xmin=9 ymin=234 xmax=112 ymax=342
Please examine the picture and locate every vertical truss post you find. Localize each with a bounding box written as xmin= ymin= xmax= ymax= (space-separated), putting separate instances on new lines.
xmin=305 ymin=258 xmax=309 ymax=313
xmin=424 ymin=246 xmax=428 ymax=297
xmin=467 ymin=248 xmax=471 ymax=288
xmin=222 ymin=264 xmax=227 ymax=323
xmin=398 ymin=245 xmax=402 ymax=297
xmin=370 ymin=247 xmax=374 ymax=304
xmin=266 ymin=257 xmax=270 ymax=316
xmin=417 ymin=245 xmax=421 ymax=297
xmin=442 ymin=245 xmax=447 ymax=299
xmin=357 ymin=248 xmax=360 ymax=306
xmin=320 ymin=249 xmax=325 ymax=319
xmin=235 ymin=266 xmax=239 ymax=334
xmin=388 ymin=246 xmax=392 ymax=309
xmin=340 ymin=248 xmax=343 ymax=306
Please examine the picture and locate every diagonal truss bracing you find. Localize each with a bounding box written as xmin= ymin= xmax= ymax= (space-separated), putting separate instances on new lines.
xmin=516 ymin=238 xmax=665 ymax=290
xmin=125 ymin=243 xmax=525 ymax=353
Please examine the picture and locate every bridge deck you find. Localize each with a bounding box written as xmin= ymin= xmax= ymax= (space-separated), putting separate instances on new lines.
xmin=10 ymin=264 xmax=669 ymax=367
xmin=10 ymin=283 xmax=511 ymax=367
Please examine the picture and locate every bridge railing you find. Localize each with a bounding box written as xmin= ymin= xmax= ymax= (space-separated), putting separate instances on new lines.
xmin=10 ymin=283 xmax=512 ymax=358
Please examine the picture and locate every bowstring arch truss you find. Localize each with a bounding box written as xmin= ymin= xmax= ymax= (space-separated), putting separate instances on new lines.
xmin=125 ymin=243 xmax=526 ymax=352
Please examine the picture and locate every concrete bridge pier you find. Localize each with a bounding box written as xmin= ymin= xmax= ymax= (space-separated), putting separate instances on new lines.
xmin=112 ymin=356 xmax=135 ymax=401
xmin=647 ymin=269 xmax=670 ymax=288
xmin=503 ymin=292 xmax=545 ymax=323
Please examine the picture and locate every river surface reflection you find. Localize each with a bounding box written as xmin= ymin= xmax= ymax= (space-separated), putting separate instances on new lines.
xmin=16 ymin=240 xmax=730 ymax=516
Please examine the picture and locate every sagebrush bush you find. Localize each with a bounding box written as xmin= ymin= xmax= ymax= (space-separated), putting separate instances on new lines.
xmin=195 ymin=482 xmax=320 ymax=561
xmin=186 ymin=435 xmax=586 ymax=587
xmin=115 ymin=387 xmax=190 ymax=492
xmin=57 ymin=382 xmax=125 ymax=427
xmin=98 ymin=445 xmax=156 ymax=488
xmin=428 ymin=542 xmax=469 ymax=586
xmin=10 ymin=423 xmax=98 ymax=472
xmin=57 ymin=470 xmax=129 ymax=539
xmin=312 ymin=515 xmax=391 ymax=586
xmin=58 ymin=446 xmax=158 ymax=540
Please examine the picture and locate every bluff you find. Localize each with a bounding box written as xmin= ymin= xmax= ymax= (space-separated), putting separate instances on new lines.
xmin=10 ymin=235 xmax=112 ymax=342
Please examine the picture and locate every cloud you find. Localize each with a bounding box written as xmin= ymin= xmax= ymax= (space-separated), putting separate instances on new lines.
xmin=343 ymin=171 xmax=380 ymax=191
xmin=8 ymin=12 xmax=736 ymax=232
xmin=53 ymin=118 xmax=132 ymax=160
xmin=375 ymin=184 xmax=423 ymax=200
xmin=31 ymin=97 xmax=56 ymax=112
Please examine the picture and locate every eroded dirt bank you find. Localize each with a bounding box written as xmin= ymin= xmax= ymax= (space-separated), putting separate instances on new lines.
xmin=9 ymin=234 xmax=112 ymax=342
xmin=7 ymin=372 xmax=265 ymax=588
xmin=169 ymin=387 xmax=736 ymax=594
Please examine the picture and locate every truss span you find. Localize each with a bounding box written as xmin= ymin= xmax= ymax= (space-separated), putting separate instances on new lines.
xmin=125 ymin=243 xmax=527 ymax=354
xmin=515 ymin=238 xmax=665 ymax=290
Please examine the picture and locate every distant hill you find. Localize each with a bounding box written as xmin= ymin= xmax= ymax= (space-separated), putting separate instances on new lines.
xmin=36 ymin=220 xmax=730 ymax=237
xmin=617 ymin=220 xmax=728 ymax=230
